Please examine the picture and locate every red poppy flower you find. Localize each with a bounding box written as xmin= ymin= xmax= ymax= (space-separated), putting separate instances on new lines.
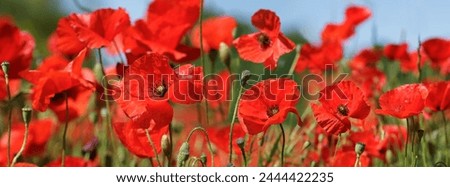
xmin=113 ymin=121 xmax=169 ymax=158
xmin=422 ymin=38 xmax=450 ymax=74
xmin=321 ymin=5 xmax=371 ymax=42
xmin=122 ymin=0 xmax=200 ymax=63
xmin=45 ymin=156 xmax=97 ymax=167
xmin=0 ymin=119 xmax=56 ymax=157
xmin=20 ymin=49 xmax=94 ymax=112
xmin=311 ymin=81 xmax=370 ymax=135
xmin=53 ymin=14 xmax=88 ymax=56
xmin=48 ymin=71 xmax=95 ymax=122
xmin=70 ymin=8 xmax=130 ymax=49
xmin=295 ymin=41 xmax=343 ymax=73
xmin=116 ymin=53 xmax=175 ymax=129
xmin=349 ymin=48 xmax=382 ymax=71
xmin=345 ymin=5 xmax=372 ymax=25
xmin=0 ymin=17 xmax=35 ymax=79
xmin=190 ymin=16 xmax=237 ymax=52
xmin=237 ymin=78 xmax=301 ymax=135
xmin=424 ymin=81 xmax=450 ymax=111
xmin=422 ymin=38 xmax=450 ymax=64
xmin=233 ymin=9 xmax=295 ymax=70
xmin=376 ymin=84 xmax=429 ymax=118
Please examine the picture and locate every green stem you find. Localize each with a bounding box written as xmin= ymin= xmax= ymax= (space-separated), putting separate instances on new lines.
xmin=354 ymin=154 xmax=361 ymax=167
xmin=442 ymin=111 xmax=449 ymax=164
xmin=417 ymin=37 xmax=423 ymax=82
xmin=186 ymin=127 xmax=215 ymax=166
xmin=145 ymin=129 xmax=162 ymax=167
xmin=11 ymin=124 xmax=29 ymax=166
xmin=228 ymin=86 xmax=244 ymax=164
xmin=113 ymin=40 xmax=126 ymax=65
xmin=279 ymin=124 xmax=286 ymax=166
xmin=199 ymin=0 xmax=210 ymax=127
xmin=4 ymin=73 xmax=12 ymax=167
xmin=240 ymin=146 xmax=248 ymax=167
xmin=405 ymin=118 xmax=411 ymax=166
xmin=288 ymin=45 xmax=301 ymax=76
xmin=168 ymin=123 xmax=173 ymax=167
xmin=97 ymin=48 xmax=116 ymax=163
xmin=333 ymin=134 xmax=341 ymax=158
xmin=61 ymin=92 xmax=69 ymax=167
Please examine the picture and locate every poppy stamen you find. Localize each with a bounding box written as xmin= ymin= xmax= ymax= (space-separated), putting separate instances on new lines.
xmin=337 ymin=104 xmax=349 ymax=116
xmin=154 ymin=84 xmax=167 ymax=97
xmin=267 ymin=106 xmax=279 ymax=117
xmin=258 ymin=33 xmax=271 ymax=49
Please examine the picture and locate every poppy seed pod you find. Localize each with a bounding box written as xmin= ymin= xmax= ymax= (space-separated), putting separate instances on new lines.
xmin=240 ymin=70 xmax=251 ymax=87
xmin=1 ymin=61 xmax=9 ymax=75
xmin=22 ymin=107 xmax=32 ymax=126
xmin=176 ymin=142 xmax=190 ymax=167
xmin=218 ymin=43 xmax=230 ymax=64
xmin=161 ymin=134 xmax=171 ymax=157
xmin=236 ymin=137 xmax=245 ymax=150
xmin=355 ymin=142 xmax=366 ymax=155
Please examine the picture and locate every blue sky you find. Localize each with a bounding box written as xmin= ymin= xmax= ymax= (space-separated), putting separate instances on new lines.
xmin=62 ymin=0 xmax=450 ymax=54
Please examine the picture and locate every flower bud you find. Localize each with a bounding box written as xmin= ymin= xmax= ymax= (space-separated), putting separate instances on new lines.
xmin=354 ymin=142 xmax=365 ymax=155
xmin=240 ymin=70 xmax=251 ymax=87
xmin=218 ymin=43 xmax=230 ymax=64
xmin=200 ymin=153 xmax=207 ymax=166
xmin=236 ymin=137 xmax=245 ymax=150
xmin=302 ymin=141 xmax=311 ymax=150
xmin=161 ymin=134 xmax=171 ymax=157
xmin=1 ymin=61 xmax=9 ymax=76
xmin=417 ymin=129 xmax=424 ymax=142
xmin=176 ymin=142 xmax=190 ymax=167
xmin=21 ymin=107 xmax=32 ymax=126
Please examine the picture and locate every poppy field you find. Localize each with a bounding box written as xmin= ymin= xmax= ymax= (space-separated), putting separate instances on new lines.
xmin=1 ymin=0 xmax=449 ymax=168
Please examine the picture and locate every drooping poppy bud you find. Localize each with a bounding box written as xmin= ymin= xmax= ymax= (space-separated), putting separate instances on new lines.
xmin=219 ymin=43 xmax=231 ymax=65
xmin=200 ymin=153 xmax=207 ymax=166
xmin=302 ymin=141 xmax=311 ymax=150
xmin=240 ymin=70 xmax=251 ymax=87
xmin=161 ymin=134 xmax=171 ymax=158
xmin=176 ymin=142 xmax=190 ymax=167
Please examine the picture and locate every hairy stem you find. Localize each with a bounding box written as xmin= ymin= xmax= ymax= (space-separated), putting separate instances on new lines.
xmin=145 ymin=129 xmax=162 ymax=167
xmin=228 ymin=86 xmax=244 ymax=164
xmin=61 ymin=92 xmax=69 ymax=167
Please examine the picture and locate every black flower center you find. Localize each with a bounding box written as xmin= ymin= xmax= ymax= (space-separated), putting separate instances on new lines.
xmin=337 ymin=104 xmax=349 ymax=116
xmin=153 ymin=84 xmax=167 ymax=98
xmin=267 ymin=106 xmax=279 ymax=117
xmin=258 ymin=33 xmax=271 ymax=49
